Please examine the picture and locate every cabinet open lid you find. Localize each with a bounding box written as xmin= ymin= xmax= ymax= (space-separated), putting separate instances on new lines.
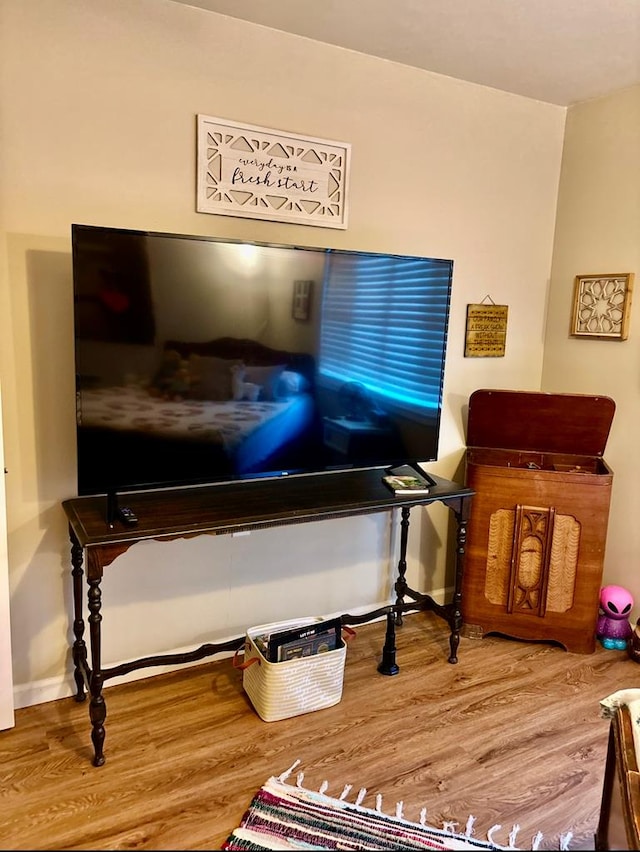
xmin=467 ymin=389 xmax=615 ymax=457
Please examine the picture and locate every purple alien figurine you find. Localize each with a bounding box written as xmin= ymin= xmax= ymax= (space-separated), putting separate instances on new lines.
xmin=597 ymin=584 xmax=634 ymax=650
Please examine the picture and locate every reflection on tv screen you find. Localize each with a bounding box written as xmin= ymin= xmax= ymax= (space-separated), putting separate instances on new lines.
xmin=72 ymin=224 xmax=453 ymax=496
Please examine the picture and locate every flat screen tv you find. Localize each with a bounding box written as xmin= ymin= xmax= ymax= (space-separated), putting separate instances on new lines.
xmin=72 ymin=224 xmax=453 ymax=499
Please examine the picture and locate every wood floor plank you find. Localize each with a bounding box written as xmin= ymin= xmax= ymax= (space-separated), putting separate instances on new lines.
xmin=0 ymin=613 xmax=636 ymax=850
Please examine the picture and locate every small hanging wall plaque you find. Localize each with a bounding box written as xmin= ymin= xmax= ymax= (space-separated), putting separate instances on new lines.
xmin=464 ymin=299 xmax=508 ymax=357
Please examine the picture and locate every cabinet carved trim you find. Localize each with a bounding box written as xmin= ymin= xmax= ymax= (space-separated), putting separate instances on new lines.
xmin=509 ymin=505 xmax=555 ymax=616
xmin=484 ymin=506 xmax=579 ymax=615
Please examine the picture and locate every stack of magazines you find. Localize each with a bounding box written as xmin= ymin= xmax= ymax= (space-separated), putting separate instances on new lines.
xmin=253 ymin=617 xmax=342 ymax=663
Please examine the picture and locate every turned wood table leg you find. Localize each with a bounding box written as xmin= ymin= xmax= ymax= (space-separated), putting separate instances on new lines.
xmin=87 ymin=576 xmax=106 ymax=766
xmin=70 ymin=531 xmax=87 ymax=702
xmin=447 ymin=500 xmax=470 ymax=664
xmin=377 ymin=609 xmax=400 ymax=675
xmin=393 ymin=506 xmax=411 ymax=626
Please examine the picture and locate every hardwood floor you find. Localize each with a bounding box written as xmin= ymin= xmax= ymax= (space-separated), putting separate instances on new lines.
xmin=0 ymin=613 xmax=636 ymax=850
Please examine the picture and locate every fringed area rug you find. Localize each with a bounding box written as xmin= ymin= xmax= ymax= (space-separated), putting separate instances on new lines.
xmin=223 ymin=761 xmax=573 ymax=851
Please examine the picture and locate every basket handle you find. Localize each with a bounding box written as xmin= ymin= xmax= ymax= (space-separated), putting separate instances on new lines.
xmin=232 ymin=646 xmax=260 ymax=671
xmin=342 ymin=625 xmax=356 ymax=643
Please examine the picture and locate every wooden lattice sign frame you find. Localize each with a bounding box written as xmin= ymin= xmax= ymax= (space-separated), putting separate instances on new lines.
xmin=570 ymin=273 xmax=634 ymax=340
xmin=197 ymin=115 xmax=350 ymax=229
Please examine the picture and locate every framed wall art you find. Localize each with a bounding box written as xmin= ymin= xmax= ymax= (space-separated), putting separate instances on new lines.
xmin=196 ymin=115 xmax=351 ymax=229
xmin=292 ymin=280 xmax=313 ymax=321
xmin=570 ymin=273 xmax=634 ymax=340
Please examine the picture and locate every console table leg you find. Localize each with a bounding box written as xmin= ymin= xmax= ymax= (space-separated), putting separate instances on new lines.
xmin=447 ymin=508 xmax=469 ymax=664
xmin=87 ymin=577 xmax=106 ymax=766
xmin=70 ymin=531 xmax=87 ymax=702
xmin=393 ymin=506 xmax=411 ymax=626
xmin=377 ymin=610 xmax=400 ymax=676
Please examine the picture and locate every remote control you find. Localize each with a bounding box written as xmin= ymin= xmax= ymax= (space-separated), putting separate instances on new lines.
xmin=117 ymin=506 xmax=138 ymax=526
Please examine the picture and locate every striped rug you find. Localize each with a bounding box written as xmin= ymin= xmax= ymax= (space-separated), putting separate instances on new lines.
xmin=223 ymin=761 xmax=573 ymax=850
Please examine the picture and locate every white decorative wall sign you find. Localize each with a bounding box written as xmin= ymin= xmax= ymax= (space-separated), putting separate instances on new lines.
xmin=197 ymin=115 xmax=350 ymax=229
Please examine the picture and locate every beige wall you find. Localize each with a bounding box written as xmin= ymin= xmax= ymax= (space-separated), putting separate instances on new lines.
xmin=543 ymin=85 xmax=640 ymax=617
xmin=0 ymin=0 xmax=565 ymax=704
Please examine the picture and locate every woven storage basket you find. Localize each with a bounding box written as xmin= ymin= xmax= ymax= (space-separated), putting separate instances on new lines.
xmin=241 ymin=618 xmax=347 ymax=722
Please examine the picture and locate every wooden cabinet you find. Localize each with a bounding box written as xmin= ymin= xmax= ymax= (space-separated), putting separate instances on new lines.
xmin=462 ymin=389 xmax=615 ymax=654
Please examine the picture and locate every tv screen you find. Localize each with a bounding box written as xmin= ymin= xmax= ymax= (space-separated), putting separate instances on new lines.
xmin=72 ymin=224 xmax=453 ymax=497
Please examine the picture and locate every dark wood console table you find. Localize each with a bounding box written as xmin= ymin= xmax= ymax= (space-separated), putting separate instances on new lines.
xmin=63 ymin=468 xmax=473 ymax=766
